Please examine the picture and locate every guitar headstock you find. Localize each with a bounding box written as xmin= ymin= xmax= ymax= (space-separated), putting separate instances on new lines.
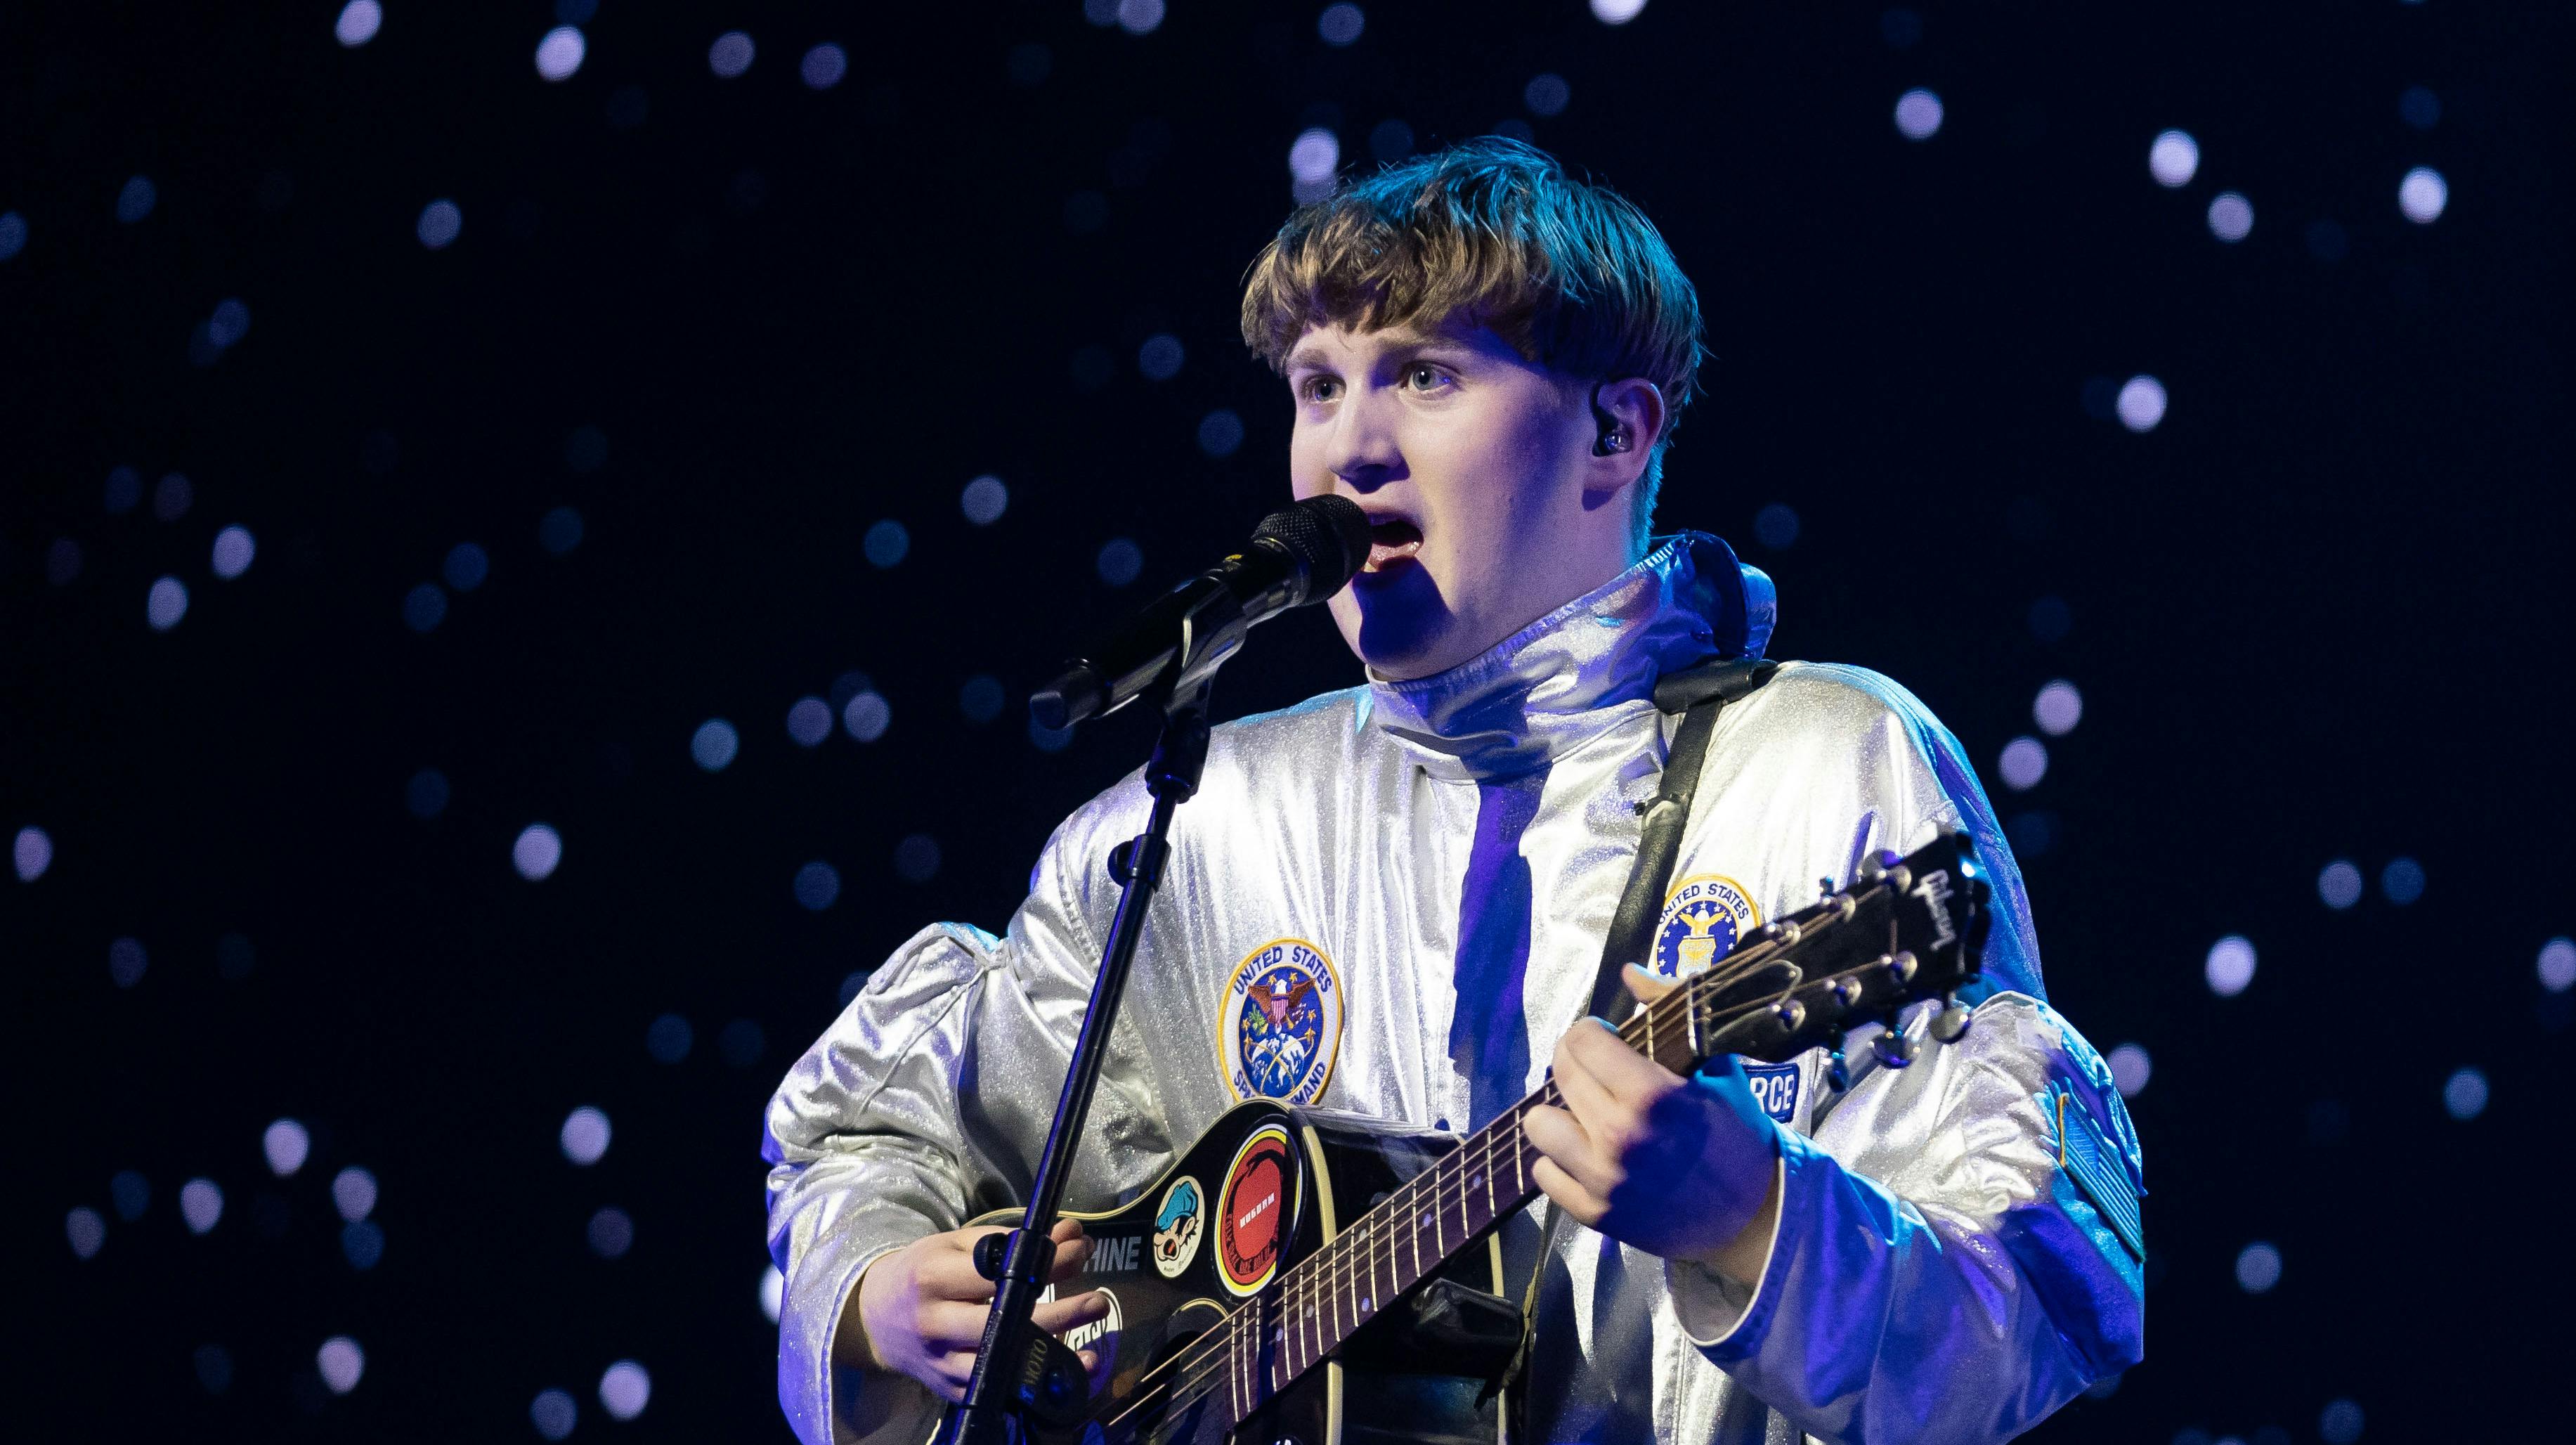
xmin=1688 ymin=831 xmax=1993 ymax=1070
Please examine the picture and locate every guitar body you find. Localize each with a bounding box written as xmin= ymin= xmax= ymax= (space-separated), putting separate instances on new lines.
xmin=974 ymin=1101 xmax=1511 ymax=1445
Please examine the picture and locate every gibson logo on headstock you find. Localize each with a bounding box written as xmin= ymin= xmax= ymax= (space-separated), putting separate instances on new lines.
xmin=1910 ymin=869 xmax=1958 ymax=951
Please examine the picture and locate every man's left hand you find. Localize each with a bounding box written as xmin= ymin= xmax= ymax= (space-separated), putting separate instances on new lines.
xmin=1522 ymin=966 xmax=1785 ymax=1276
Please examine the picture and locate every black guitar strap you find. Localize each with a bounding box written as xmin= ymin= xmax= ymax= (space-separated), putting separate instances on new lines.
xmin=1491 ymin=654 xmax=1778 ymax=1435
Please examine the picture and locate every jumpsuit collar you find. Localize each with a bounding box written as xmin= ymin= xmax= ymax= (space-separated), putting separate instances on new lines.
xmin=1365 ymin=533 xmax=1730 ymax=781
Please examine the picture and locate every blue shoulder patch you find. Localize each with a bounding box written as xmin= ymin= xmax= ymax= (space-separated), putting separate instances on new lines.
xmin=1742 ymin=1062 xmax=1801 ymax=1124
xmin=2046 ymin=1081 xmax=2145 ymax=1263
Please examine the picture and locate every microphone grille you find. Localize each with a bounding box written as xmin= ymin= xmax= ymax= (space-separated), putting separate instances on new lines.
xmin=1253 ymin=495 xmax=1372 ymax=601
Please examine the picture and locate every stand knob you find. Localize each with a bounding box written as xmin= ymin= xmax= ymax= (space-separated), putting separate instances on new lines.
xmin=972 ymin=1231 xmax=1009 ymax=1283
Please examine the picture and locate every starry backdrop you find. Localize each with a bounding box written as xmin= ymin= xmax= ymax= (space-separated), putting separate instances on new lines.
xmin=8 ymin=1 xmax=2570 ymax=1442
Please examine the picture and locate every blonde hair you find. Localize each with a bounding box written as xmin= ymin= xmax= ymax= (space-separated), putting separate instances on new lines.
xmin=1241 ymin=138 xmax=1705 ymax=551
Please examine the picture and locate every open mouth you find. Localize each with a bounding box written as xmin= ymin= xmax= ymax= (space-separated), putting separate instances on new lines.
xmin=1364 ymin=517 xmax=1423 ymax=574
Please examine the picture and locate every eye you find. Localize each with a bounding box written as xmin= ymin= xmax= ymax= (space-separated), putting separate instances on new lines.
xmin=1299 ymin=375 xmax=1341 ymax=403
xmin=1404 ymin=363 xmax=1455 ymax=393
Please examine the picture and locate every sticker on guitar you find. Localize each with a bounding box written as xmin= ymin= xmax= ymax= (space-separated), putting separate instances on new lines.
xmin=1216 ymin=1125 xmax=1294 ymax=1297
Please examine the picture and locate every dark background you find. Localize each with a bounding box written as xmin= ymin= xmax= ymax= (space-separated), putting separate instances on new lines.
xmin=9 ymin=1 xmax=2569 ymax=1441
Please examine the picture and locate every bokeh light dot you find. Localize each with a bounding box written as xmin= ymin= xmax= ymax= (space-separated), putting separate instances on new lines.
xmin=513 ymin=824 xmax=563 ymax=881
xmin=1289 ymin=128 xmax=1340 ymax=183
xmin=181 ymin=1178 xmax=225 ymax=1233
xmin=691 ymin=718 xmax=740 ymax=772
xmin=2318 ymin=860 xmax=2364 ymax=909
xmin=2235 ymin=1242 xmax=2282 ymax=1293
xmin=316 ymin=1337 xmax=365 ymax=1394
xmin=334 ymin=1 xmax=382 ymax=47
xmin=1590 ymin=0 xmax=1649 ymax=22
xmin=0 ymin=210 xmax=24 ymax=261
xmin=895 ymin=833 xmax=942 ymax=884
xmin=532 ymin=1388 xmax=578 ymax=1441
xmin=110 ymin=936 xmax=149 ymax=988
xmin=800 ymin=43 xmax=847 ymax=90
xmin=211 ymin=526 xmax=256 ymax=579
xmin=117 ymin=175 xmax=158 ymax=224
xmin=2398 ymin=167 xmax=2447 ymax=224
xmin=587 ymin=1206 xmax=634 ymax=1257
xmin=959 ymin=675 xmax=1006 ymax=724
xmin=2538 ymin=938 xmax=2576 ymax=993
xmin=2320 ymin=1399 xmax=2366 ymax=1445
xmin=2205 ymin=935 xmax=2257 ymax=996
xmin=1097 ymin=538 xmax=1143 ymax=587
xmin=786 ymin=697 xmax=833 ymax=747
xmin=2107 ymin=1043 xmax=2152 ymax=1099
xmin=14 ymin=826 xmax=53 ymax=882
xmin=341 ymin=1219 xmax=385 ymax=1269
xmin=1524 ymin=74 xmax=1570 ymax=118
xmin=2380 ymin=856 xmax=2425 ymax=905
xmin=843 ymin=691 xmax=892 ymax=743
xmin=2148 ymin=129 xmax=2200 ymax=187
xmin=760 ymin=1263 xmax=785 ymax=1322
xmin=443 ymin=542 xmax=490 ymax=591
xmin=405 ymin=768 xmax=450 ymax=819
xmin=1138 ymin=334 xmax=1184 ymax=381
xmin=1893 ymin=89 xmax=1944 ymax=141
xmin=1117 ymin=0 xmax=1165 ymax=36
xmin=1752 ymin=503 xmax=1800 ymax=550
xmin=2116 ymin=376 xmax=2167 ymax=432
xmin=599 ymin=1361 xmax=651 ymax=1420
xmin=331 ymin=1167 xmax=378 ymax=1223
xmin=534 ymin=26 xmax=586 ymax=82
xmin=538 ymin=505 xmax=585 ymax=554
xmin=1997 ymin=737 xmax=2048 ymax=791
xmin=2207 ymin=191 xmax=2255 ymax=242
xmin=417 ymin=199 xmax=462 ymax=250
xmin=2033 ymin=680 xmax=2083 ymax=736
xmin=264 ymin=1118 xmax=312 ymax=1177
xmin=2443 ymin=1066 xmax=2488 ymax=1120
xmin=794 ymin=860 xmax=841 ymax=912
xmin=1198 ymin=408 xmax=1244 ymax=458
xmin=646 ymin=1013 xmax=694 ymax=1063
xmin=864 ymin=519 xmax=910 ymax=568
xmin=559 ymin=1106 xmax=611 ymax=1165
xmin=148 ymin=576 xmax=190 ymax=630
xmin=404 ymin=582 xmax=449 ymax=632
xmin=961 ymin=475 xmax=1008 ymax=525
xmin=67 ymin=1207 xmax=107 ymax=1259
xmin=708 ymin=31 xmax=755 ymax=77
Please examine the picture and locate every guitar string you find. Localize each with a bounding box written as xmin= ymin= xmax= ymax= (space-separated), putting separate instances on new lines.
xmin=1089 ymin=882 xmax=1960 ymax=1438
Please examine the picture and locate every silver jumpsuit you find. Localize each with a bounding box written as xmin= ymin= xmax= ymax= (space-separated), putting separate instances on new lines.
xmin=764 ymin=534 xmax=2147 ymax=1445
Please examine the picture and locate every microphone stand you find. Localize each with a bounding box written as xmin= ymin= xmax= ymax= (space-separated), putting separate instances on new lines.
xmin=942 ymin=668 xmax=1214 ymax=1445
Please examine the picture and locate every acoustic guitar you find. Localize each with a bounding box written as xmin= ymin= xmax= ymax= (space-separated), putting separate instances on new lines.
xmin=967 ymin=833 xmax=1991 ymax=1445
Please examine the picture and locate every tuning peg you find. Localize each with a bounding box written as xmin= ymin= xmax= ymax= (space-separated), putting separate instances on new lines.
xmin=1884 ymin=950 xmax=1918 ymax=987
xmin=1856 ymin=850 xmax=1899 ymax=883
xmin=1817 ymin=876 xmax=1838 ymax=901
xmin=1871 ymin=1028 xmax=1919 ymax=1069
xmin=1932 ymin=994 xmax=1973 ymax=1044
xmin=1770 ymin=998 xmax=1808 ymax=1034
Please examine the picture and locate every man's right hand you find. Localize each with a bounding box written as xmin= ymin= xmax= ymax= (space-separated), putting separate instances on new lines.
xmin=843 ymin=1218 xmax=1112 ymax=1403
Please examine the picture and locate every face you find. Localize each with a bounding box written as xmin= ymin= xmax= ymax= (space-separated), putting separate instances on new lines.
xmin=1284 ymin=321 xmax=1641 ymax=681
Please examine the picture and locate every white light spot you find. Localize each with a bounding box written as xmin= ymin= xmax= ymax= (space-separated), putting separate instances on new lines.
xmin=2116 ymin=375 xmax=2167 ymax=432
xmin=786 ymin=696 xmax=833 ymax=747
xmin=2148 ymin=129 xmax=2199 ymax=187
xmin=2539 ymin=938 xmax=2576 ymax=993
xmin=2206 ymin=190 xmax=2255 ymax=242
xmin=1116 ymin=0 xmax=1165 ymax=35
xmin=2443 ymin=1065 xmax=2488 ymax=1120
xmin=535 ymin=26 xmax=586 ymax=82
xmin=532 ymin=1389 xmax=578 ymax=1441
xmin=2234 ymin=1241 xmax=2282 ymax=1293
xmin=513 ymin=823 xmax=563 ymax=881
xmin=2032 ymin=680 xmax=2083 ymax=736
xmin=559 ymin=1105 xmax=612 ymax=1165
xmin=264 ymin=1118 xmax=312 ymax=1177
xmin=1289 ymin=128 xmax=1340 ymax=184
xmin=2205 ymin=935 xmax=2256 ymax=997
xmin=1997 ymin=736 xmax=2048 ymax=791
xmin=961 ymin=474 xmax=1008 ymax=525
xmin=13 ymin=826 xmax=52 ymax=882
xmin=317 ymin=1336 xmax=365 ymax=1393
xmin=1893 ymin=89 xmax=1944 ymax=141
xmin=842 ymin=692 xmax=891 ymax=743
xmin=708 ymin=31 xmax=755 ymax=78
xmin=599 ymin=1361 xmax=651 ymax=1420
xmin=760 ymin=1264 xmax=785 ymax=1322
xmin=332 ymin=1167 xmax=378 ymax=1223
xmin=2107 ymin=1043 xmax=2152 ymax=1099
xmin=2317 ymin=860 xmax=2363 ymax=909
xmin=148 ymin=576 xmax=190 ymax=630
xmin=67 ymin=1206 xmax=106 ymax=1259
xmin=2398 ymin=166 xmax=2447 ymax=224
xmin=1318 ymin=3 xmax=1365 ymax=45
xmin=335 ymin=1 xmax=382 ymax=47
xmin=800 ymin=42 xmax=847 ymax=90
xmin=417 ymin=198 xmax=462 ymax=250
xmin=691 ymin=718 xmax=739 ymax=772
xmin=181 ymin=1178 xmax=225 ymax=1233
xmin=211 ymin=526 xmax=256 ymax=579
xmin=1590 ymin=0 xmax=1649 ymax=22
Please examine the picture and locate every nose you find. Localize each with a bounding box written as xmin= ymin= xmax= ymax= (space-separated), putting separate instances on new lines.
xmin=1322 ymin=385 xmax=1404 ymax=491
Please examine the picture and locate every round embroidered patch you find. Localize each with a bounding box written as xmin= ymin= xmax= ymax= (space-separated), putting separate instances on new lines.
xmin=1652 ymin=874 xmax=1762 ymax=979
xmin=1215 ymin=1124 xmax=1295 ymax=1297
xmin=1150 ymin=1174 xmax=1204 ymax=1279
xmin=1218 ymin=938 xmax=1342 ymax=1105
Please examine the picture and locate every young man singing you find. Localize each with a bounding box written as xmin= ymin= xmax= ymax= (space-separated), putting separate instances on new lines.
xmin=765 ymin=139 xmax=2144 ymax=1444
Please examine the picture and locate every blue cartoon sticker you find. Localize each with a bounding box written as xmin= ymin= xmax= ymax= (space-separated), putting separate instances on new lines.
xmin=1652 ymin=874 xmax=1762 ymax=979
xmin=1219 ymin=938 xmax=1343 ymax=1106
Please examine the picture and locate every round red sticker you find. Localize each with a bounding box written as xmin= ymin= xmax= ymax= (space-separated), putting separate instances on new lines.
xmin=1216 ymin=1124 xmax=1294 ymax=1296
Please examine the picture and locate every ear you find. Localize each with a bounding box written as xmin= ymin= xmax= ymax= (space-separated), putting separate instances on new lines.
xmin=1580 ymin=377 xmax=1668 ymax=505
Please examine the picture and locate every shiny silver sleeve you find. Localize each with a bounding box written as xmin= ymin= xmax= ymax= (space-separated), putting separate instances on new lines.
xmin=1667 ymin=996 xmax=2146 ymax=1443
xmin=761 ymin=784 xmax=1167 ymax=1445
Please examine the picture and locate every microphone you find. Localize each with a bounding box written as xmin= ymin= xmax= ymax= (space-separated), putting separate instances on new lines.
xmin=1031 ymin=495 xmax=1370 ymax=729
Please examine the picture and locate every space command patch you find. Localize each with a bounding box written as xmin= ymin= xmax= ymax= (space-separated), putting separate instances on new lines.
xmin=1219 ymin=938 xmax=1343 ymax=1105
xmin=1742 ymin=1062 xmax=1802 ymax=1124
xmin=1653 ymin=874 xmax=1762 ymax=979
